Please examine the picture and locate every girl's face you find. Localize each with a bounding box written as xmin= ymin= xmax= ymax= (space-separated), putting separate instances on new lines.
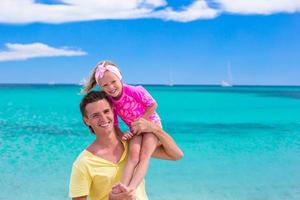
xmin=98 ymin=71 xmax=123 ymax=98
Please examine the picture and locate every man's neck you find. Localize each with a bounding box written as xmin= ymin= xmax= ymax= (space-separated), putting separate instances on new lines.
xmin=87 ymin=129 xmax=124 ymax=164
xmin=94 ymin=130 xmax=120 ymax=149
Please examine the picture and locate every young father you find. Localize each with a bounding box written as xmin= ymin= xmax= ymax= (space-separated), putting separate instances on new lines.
xmin=69 ymin=91 xmax=183 ymax=200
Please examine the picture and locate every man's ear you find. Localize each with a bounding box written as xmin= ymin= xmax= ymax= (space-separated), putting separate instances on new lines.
xmin=83 ymin=116 xmax=90 ymax=126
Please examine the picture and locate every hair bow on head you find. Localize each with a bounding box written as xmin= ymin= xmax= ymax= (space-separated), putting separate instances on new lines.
xmin=95 ymin=61 xmax=122 ymax=85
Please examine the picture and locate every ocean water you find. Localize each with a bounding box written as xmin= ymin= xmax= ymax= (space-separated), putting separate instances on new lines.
xmin=0 ymin=85 xmax=300 ymax=200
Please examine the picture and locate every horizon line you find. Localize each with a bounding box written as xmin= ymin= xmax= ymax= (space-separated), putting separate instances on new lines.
xmin=0 ymin=83 xmax=300 ymax=87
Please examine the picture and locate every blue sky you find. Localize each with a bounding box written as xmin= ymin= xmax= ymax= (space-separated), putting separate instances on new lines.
xmin=0 ymin=0 xmax=300 ymax=85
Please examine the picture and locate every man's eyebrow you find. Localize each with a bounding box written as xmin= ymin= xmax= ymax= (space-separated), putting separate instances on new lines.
xmin=90 ymin=112 xmax=100 ymax=116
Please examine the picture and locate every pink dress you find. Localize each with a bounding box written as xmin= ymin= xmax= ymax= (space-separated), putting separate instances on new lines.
xmin=110 ymin=84 xmax=161 ymax=129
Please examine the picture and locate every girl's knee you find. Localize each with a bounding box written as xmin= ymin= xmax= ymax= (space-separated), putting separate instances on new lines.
xmin=139 ymin=149 xmax=152 ymax=161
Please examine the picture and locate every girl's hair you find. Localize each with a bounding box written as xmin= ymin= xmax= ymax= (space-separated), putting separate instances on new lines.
xmin=81 ymin=60 xmax=119 ymax=94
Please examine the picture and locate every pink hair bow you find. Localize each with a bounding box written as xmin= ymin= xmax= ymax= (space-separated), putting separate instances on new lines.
xmin=95 ymin=61 xmax=122 ymax=85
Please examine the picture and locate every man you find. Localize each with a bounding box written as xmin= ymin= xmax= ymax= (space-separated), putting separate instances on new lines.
xmin=69 ymin=91 xmax=183 ymax=200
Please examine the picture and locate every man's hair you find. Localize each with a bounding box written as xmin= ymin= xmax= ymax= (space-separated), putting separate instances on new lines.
xmin=80 ymin=90 xmax=111 ymax=133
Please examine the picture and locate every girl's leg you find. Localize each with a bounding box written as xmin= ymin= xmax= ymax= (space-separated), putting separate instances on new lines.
xmin=120 ymin=135 xmax=142 ymax=186
xmin=128 ymin=132 xmax=158 ymax=190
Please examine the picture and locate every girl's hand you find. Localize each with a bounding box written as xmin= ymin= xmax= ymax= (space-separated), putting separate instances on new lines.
xmin=122 ymin=131 xmax=135 ymax=141
xmin=109 ymin=183 xmax=136 ymax=200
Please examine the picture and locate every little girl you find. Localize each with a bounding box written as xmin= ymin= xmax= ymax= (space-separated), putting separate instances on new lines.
xmin=82 ymin=60 xmax=161 ymax=192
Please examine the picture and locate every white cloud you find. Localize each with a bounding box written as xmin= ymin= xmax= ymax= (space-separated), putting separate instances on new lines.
xmin=0 ymin=0 xmax=158 ymax=24
xmin=152 ymin=1 xmax=219 ymax=22
xmin=0 ymin=0 xmax=299 ymax=24
xmin=0 ymin=43 xmax=87 ymax=61
xmin=0 ymin=0 xmax=217 ymax=24
xmin=217 ymin=0 xmax=300 ymax=15
xmin=144 ymin=0 xmax=167 ymax=7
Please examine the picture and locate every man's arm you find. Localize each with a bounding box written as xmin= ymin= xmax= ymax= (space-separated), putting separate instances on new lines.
xmin=131 ymin=118 xmax=184 ymax=160
xmin=69 ymin=163 xmax=90 ymax=200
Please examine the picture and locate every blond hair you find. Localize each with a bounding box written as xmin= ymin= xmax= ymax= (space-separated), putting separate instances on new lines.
xmin=81 ymin=60 xmax=119 ymax=94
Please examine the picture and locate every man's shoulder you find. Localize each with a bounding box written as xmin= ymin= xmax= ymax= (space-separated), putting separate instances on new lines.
xmin=72 ymin=150 xmax=89 ymax=168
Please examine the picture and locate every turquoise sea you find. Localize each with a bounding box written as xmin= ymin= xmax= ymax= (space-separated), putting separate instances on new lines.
xmin=1 ymin=85 xmax=300 ymax=200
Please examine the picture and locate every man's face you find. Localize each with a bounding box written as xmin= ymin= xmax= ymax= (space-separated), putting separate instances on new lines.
xmin=83 ymin=99 xmax=114 ymax=135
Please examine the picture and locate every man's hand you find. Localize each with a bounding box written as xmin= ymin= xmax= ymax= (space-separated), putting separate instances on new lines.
xmin=109 ymin=183 xmax=136 ymax=200
xmin=131 ymin=118 xmax=156 ymax=135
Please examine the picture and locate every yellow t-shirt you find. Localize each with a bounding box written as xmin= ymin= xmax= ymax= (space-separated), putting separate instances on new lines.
xmin=69 ymin=141 xmax=148 ymax=200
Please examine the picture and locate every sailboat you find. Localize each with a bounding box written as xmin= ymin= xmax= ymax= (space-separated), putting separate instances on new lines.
xmin=78 ymin=77 xmax=88 ymax=86
xmin=221 ymin=62 xmax=233 ymax=87
xmin=48 ymin=81 xmax=56 ymax=85
xmin=168 ymin=66 xmax=174 ymax=86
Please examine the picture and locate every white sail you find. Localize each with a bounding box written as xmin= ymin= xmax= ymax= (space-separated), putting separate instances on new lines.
xmin=221 ymin=80 xmax=232 ymax=87
xmin=168 ymin=66 xmax=174 ymax=86
xmin=79 ymin=78 xmax=88 ymax=86
xmin=221 ymin=62 xmax=233 ymax=87
xmin=48 ymin=81 xmax=56 ymax=85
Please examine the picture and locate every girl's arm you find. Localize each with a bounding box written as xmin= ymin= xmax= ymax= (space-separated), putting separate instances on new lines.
xmin=131 ymin=118 xmax=184 ymax=160
xmin=141 ymin=102 xmax=157 ymax=120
